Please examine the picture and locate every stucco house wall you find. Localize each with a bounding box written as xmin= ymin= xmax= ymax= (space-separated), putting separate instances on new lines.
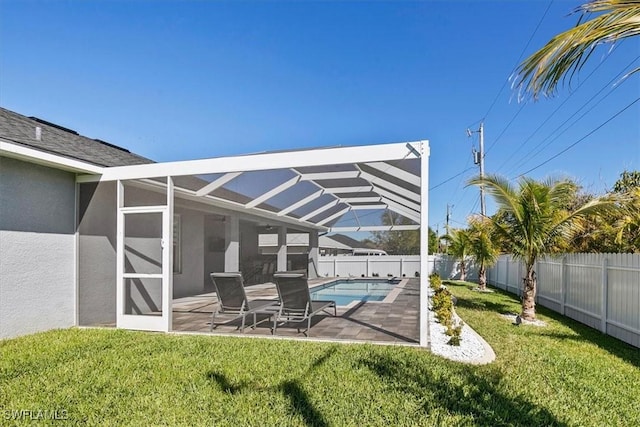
xmin=0 ymin=156 xmax=76 ymax=339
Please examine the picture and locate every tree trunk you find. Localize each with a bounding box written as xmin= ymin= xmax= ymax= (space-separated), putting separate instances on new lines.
xmin=459 ymin=260 xmax=466 ymax=281
xmin=478 ymin=266 xmax=487 ymax=290
xmin=521 ymin=265 xmax=536 ymax=321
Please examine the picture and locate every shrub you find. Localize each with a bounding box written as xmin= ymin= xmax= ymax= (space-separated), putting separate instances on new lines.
xmin=447 ymin=321 xmax=464 ymax=346
xmin=429 ymin=273 xmax=442 ymax=290
xmin=431 ymin=286 xmax=463 ymax=345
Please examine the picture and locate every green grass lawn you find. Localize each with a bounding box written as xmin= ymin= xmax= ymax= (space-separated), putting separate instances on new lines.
xmin=1 ymin=282 xmax=638 ymax=426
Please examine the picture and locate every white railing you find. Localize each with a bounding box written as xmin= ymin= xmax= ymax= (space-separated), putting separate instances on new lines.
xmin=318 ymin=254 xmax=478 ymax=280
xmin=487 ymin=253 xmax=640 ymax=348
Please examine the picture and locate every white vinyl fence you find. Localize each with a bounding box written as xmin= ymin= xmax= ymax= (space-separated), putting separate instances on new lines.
xmin=487 ymin=253 xmax=640 ymax=348
xmin=318 ymin=254 xmax=478 ymax=281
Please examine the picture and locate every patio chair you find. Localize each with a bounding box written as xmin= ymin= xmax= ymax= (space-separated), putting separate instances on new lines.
xmin=272 ymin=271 xmax=337 ymax=336
xmin=209 ymin=272 xmax=279 ymax=332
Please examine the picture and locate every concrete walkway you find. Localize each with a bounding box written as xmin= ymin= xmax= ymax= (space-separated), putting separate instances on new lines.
xmin=172 ymin=278 xmax=421 ymax=345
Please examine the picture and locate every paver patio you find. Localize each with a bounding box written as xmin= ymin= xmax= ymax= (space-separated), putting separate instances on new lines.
xmin=172 ymin=278 xmax=423 ymax=345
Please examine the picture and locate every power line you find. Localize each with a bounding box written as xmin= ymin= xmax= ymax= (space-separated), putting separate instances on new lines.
xmin=506 ymin=64 xmax=637 ymax=177
xmin=480 ymin=0 xmax=554 ymax=122
xmin=485 ymin=103 xmax=527 ymax=154
xmin=429 ymin=166 xmax=477 ymax=191
xmin=495 ymin=52 xmax=637 ymax=174
xmin=517 ymin=97 xmax=640 ymax=177
xmin=467 ymin=193 xmax=480 ymax=218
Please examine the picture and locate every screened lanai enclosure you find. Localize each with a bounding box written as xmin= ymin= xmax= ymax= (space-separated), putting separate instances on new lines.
xmin=76 ymin=141 xmax=430 ymax=345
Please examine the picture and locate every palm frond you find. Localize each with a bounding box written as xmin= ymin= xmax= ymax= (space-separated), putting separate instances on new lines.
xmin=513 ymin=0 xmax=640 ymax=99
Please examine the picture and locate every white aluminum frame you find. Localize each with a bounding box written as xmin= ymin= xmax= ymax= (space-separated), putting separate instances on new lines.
xmin=76 ymin=140 xmax=431 ymax=346
xmin=115 ymin=179 xmax=174 ymax=332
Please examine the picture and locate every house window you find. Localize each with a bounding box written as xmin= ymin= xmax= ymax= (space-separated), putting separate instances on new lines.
xmin=173 ymin=214 xmax=181 ymax=274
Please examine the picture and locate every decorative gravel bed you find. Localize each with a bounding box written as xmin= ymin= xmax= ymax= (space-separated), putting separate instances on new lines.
xmin=428 ymin=287 xmax=495 ymax=364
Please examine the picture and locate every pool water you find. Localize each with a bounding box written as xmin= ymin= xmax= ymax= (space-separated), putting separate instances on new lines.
xmin=310 ymin=279 xmax=398 ymax=306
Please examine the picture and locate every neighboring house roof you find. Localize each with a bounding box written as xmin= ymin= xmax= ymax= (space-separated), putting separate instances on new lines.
xmin=0 ymin=107 xmax=152 ymax=167
xmin=328 ymin=233 xmax=375 ymax=249
xmin=320 ymin=235 xmax=353 ymax=251
xmin=256 ymin=233 xmax=352 ymax=250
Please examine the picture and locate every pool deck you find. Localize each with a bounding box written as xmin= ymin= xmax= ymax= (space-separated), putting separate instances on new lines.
xmin=172 ymin=277 xmax=423 ymax=345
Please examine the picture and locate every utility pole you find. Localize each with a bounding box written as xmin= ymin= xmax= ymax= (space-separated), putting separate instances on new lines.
xmin=468 ymin=122 xmax=486 ymax=216
xmin=479 ymin=122 xmax=486 ymax=216
xmin=445 ymin=204 xmax=452 ymax=236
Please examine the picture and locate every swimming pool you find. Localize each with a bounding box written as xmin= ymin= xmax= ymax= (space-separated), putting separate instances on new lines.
xmin=310 ymin=279 xmax=398 ymax=306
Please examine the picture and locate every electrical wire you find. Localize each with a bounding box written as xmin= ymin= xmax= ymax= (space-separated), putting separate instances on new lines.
xmin=506 ymin=66 xmax=637 ymax=177
xmin=495 ymin=52 xmax=638 ymax=174
xmin=480 ymin=0 xmax=555 ymax=122
xmin=516 ymin=97 xmax=640 ymax=177
xmin=429 ymin=166 xmax=477 ymax=191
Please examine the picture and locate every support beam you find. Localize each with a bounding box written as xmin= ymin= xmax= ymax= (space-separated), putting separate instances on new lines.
xmin=277 ymin=189 xmax=324 ymax=216
xmin=349 ymin=204 xmax=387 ymax=210
xmin=195 ymin=172 xmax=242 ymax=197
xmin=299 ymin=199 xmax=339 ymax=222
xmin=164 ymin=176 xmax=174 ymax=332
xmin=364 ymin=162 xmax=421 ymax=187
xmin=419 ymin=140 xmax=430 ymax=348
xmin=316 ymin=206 xmax=351 ymax=227
xmin=277 ymin=226 xmax=287 ymax=272
xmin=299 ymin=171 xmax=360 ymax=181
xmin=376 ymin=188 xmax=421 ymax=212
xmin=308 ymin=231 xmax=319 ymax=278
xmin=360 ymin=170 xmax=420 ymax=203
xmin=339 ymin=197 xmax=382 ymax=203
xmin=382 ymin=198 xmax=420 ymax=223
xmin=81 ymin=141 xmax=423 ymax=182
xmin=328 ymin=225 xmax=421 ymax=232
xmin=323 ymin=186 xmax=373 ymax=194
xmin=224 ymin=215 xmax=240 ymax=271
xmin=245 ymin=176 xmax=301 ymax=208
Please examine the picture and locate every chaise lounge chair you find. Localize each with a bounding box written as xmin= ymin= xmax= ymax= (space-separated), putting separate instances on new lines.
xmin=209 ymin=272 xmax=279 ymax=332
xmin=272 ymin=271 xmax=337 ymax=336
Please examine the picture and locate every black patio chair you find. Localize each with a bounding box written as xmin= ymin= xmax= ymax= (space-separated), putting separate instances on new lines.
xmin=272 ymin=271 xmax=336 ymax=336
xmin=209 ymin=272 xmax=278 ymax=332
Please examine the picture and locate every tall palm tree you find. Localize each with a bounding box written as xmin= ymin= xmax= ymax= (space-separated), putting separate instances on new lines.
xmin=446 ymin=228 xmax=472 ymax=281
xmin=468 ymin=174 xmax=613 ymax=320
xmin=514 ymin=0 xmax=640 ymax=99
xmin=467 ymin=215 xmax=500 ymax=291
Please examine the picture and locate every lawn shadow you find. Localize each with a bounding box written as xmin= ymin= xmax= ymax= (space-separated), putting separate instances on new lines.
xmin=532 ymin=306 xmax=640 ymax=370
xmin=446 ymin=280 xmax=640 ymax=370
xmin=280 ymin=380 xmax=328 ymax=427
xmin=453 ymin=294 xmax=517 ymax=316
xmin=206 ymin=348 xmax=336 ymax=426
xmin=206 ymin=371 xmax=246 ymax=394
xmin=358 ymin=353 xmax=568 ymax=426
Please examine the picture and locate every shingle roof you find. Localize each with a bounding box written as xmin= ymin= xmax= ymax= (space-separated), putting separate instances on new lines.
xmin=0 ymin=107 xmax=153 ymax=167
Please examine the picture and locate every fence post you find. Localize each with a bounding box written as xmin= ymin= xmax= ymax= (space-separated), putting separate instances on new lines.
xmin=601 ymin=257 xmax=608 ymax=333
xmin=366 ymin=257 xmax=371 ymax=277
xmin=333 ymin=257 xmax=337 ymax=277
xmin=505 ymin=256 xmax=510 ymax=291
xmin=517 ymin=259 xmax=522 ymax=294
xmin=560 ymin=256 xmax=566 ymax=315
xmin=534 ymin=260 xmax=538 ymax=302
xmin=400 ymin=257 xmax=404 ymax=277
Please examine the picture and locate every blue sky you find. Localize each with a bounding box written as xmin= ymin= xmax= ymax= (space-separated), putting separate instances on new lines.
xmin=1 ymin=0 xmax=638 ymax=234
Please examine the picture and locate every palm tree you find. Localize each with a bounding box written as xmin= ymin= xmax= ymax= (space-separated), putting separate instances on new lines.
xmin=467 ymin=215 xmax=500 ymax=291
xmin=514 ymin=0 xmax=640 ymax=99
xmin=468 ymin=174 xmax=613 ymax=320
xmin=446 ymin=228 xmax=472 ymax=281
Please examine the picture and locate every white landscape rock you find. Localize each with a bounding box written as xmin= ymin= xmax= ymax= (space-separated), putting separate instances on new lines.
xmin=428 ymin=289 xmax=495 ymax=364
